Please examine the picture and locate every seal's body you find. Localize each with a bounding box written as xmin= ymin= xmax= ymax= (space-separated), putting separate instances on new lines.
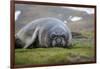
xmin=16 ymin=17 xmax=72 ymax=48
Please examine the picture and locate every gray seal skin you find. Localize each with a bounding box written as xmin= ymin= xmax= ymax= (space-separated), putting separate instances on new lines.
xmin=16 ymin=17 xmax=72 ymax=48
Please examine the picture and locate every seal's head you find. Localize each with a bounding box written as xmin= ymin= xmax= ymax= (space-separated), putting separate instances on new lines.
xmin=49 ymin=26 xmax=68 ymax=47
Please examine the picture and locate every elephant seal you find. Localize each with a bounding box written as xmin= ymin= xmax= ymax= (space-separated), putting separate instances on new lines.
xmin=15 ymin=17 xmax=72 ymax=48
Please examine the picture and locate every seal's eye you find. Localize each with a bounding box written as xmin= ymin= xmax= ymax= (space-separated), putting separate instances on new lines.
xmin=51 ymin=34 xmax=56 ymax=38
xmin=50 ymin=32 xmax=57 ymax=38
xmin=61 ymin=34 xmax=65 ymax=38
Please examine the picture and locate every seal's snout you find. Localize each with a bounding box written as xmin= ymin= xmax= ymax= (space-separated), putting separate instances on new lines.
xmin=56 ymin=38 xmax=62 ymax=44
xmin=55 ymin=38 xmax=64 ymax=47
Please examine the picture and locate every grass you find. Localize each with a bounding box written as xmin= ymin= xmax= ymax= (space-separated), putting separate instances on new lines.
xmin=15 ymin=31 xmax=95 ymax=65
xmin=15 ymin=45 xmax=95 ymax=65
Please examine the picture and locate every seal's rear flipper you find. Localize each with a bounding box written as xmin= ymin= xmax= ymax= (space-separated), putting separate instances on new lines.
xmin=15 ymin=38 xmax=25 ymax=48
